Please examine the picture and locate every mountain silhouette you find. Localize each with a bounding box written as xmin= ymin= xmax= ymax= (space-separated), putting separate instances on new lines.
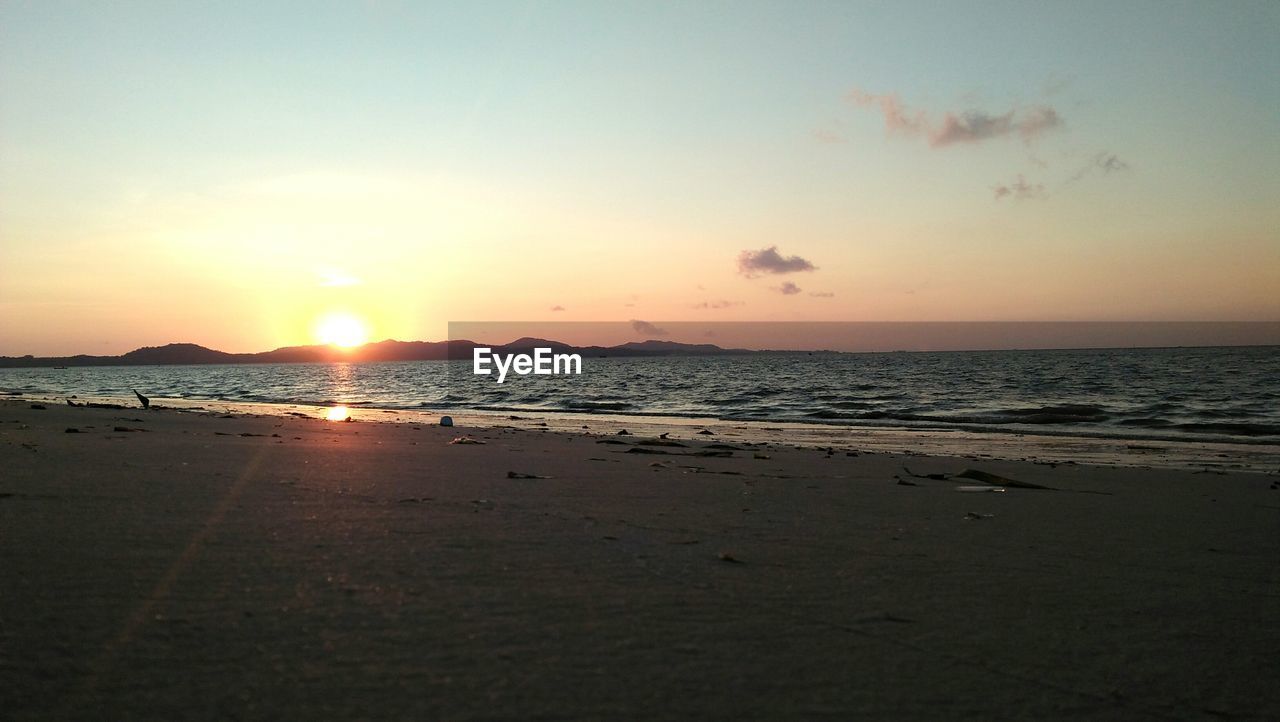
xmin=0 ymin=338 xmax=750 ymax=368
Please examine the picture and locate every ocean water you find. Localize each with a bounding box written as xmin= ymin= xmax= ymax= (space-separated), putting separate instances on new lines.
xmin=2 ymin=346 xmax=1277 ymax=444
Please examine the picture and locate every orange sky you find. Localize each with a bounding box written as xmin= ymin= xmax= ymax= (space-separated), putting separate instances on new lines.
xmin=1 ymin=4 xmax=1277 ymax=355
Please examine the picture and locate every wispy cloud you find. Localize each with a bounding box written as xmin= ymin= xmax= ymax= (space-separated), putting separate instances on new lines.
xmin=847 ymin=89 xmax=925 ymax=136
xmin=809 ymin=291 xmax=835 ymax=298
xmin=1066 ymin=151 xmax=1130 ymax=183
xmin=848 ymin=88 xmax=1063 ymax=147
xmin=550 ymin=305 xmax=565 ymax=311
xmin=630 ymin=319 xmax=667 ymax=336
xmin=692 ymin=300 xmax=743 ymax=309
xmin=992 ymin=175 xmax=1046 ymax=201
xmin=774 ymin=281 xmax=803 ymax=295
xmin=737 ymin=246 xmax=818 ymax=278
xmin=1096 ymin=152 xmax=1129 ymax=173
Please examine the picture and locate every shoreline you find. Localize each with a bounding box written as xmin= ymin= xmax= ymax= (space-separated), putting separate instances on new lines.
xmin=8 ymin=394 xmax=1280 ymax=474
xmin=2 ymin=398 xmax=1277 ymax=718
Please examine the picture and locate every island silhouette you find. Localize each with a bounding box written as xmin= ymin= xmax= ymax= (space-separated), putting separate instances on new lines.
xmin=0 ymin=339 xmax=751 ymax=368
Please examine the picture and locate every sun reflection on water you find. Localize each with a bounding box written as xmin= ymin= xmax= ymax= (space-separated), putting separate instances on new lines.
xmin=325 ymin=406 xmax=350 ymax=421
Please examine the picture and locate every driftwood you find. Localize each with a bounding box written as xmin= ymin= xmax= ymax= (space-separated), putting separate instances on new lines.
xmin=902 ymin=466 xmax=1056 ymax=490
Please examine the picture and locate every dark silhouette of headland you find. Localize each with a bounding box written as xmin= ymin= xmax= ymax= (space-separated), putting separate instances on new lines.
xmin=0 ymin=339 xmax=750 ymax=369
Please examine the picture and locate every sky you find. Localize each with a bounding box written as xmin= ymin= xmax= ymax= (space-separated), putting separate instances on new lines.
xmin=1 ymin=0 xmax=1277 ymax=355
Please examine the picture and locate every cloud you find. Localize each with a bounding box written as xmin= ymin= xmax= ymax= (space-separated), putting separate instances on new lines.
xmin=1087 ymin=151 xmax=1130 ymax=175
xmin=1064 ymin=151 xmax=1131 ymax=185
xmin=847 ymin=89 xmax=925 ymax=135
xmin=992 ymin=175 xmax=1046 ymax=201
xmin=809 ymin=291 xmax=835 ymax=298
xmin=549 ymin=305 xmax=565 ymax=312
xmin=737 ymin=246 xmax=818 ymax=277
xmin=630 ymin=319 xmax=667 ymax=336
xmin=692 ymin=300 xmax=742 ymax=309
xmin=1096 ymin=152 xmax=1129 ymax=173
xmin=848 ymin=88 xmax=1063 ymax=147
xmin=774 ymin=281 xmax=803 ymax=295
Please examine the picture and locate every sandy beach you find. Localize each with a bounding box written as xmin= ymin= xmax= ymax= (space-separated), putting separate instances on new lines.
xmin=2 ymin=398 xmax=1277 ymax=720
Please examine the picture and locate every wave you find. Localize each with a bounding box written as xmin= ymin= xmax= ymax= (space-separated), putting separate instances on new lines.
xmin=1171 ymin=422 xmax=1280 ymax=437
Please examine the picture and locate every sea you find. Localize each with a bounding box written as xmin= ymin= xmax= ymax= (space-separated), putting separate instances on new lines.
xmin=2 ymin=345 xmax=1277 ymax=446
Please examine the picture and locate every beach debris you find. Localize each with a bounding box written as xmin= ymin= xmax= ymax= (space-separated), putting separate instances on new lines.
xmin=29 ymin=404 xmax=46 ymax=410
xmin=895 ymin=477 xmax=917 ymax=486
xmin=659 ymin=432 xmax=670 ymax=439
xmin=507 ymin=471 xmax=551 ymax=479
xmin=112 ymin=426 xmax=142 ymax=433
xmin=133 ymin=389 xmax=150 ymax=409
xmin=753 ymin=453 xmax=772 ymax=460
xmin=695 ymin=449 xmax=734 ymax=458
xmin=902 ymin=467 xmax=949 ymax=481
xmin=449 ymin=436 xmax=485 ymax=445
xmin=595 ymin=439 xmax=629 ymax=445
xmin=89 ymin=402 xmax=127 ymax=410
xmin=854 ymin=612 xmax=915 ymax=624
xmin=616 ymin=429 xmax=632 ymax=435
xmin=704 ymin=443 xmax=742 ymax=450
xmin=64 ymin=427 xmax=80 ymax=433
xmin=956 ymin=486 xmax=1006 ymax=493
xmin=846 ymin=451 xmax=859 ymax=457
xmin=626 ymin=447 xmax=670 ymax=455
xmin=697 ymin=429 xmax=714 ymax=435
xmin=902 ymin=466 xmax=1056 ymax=490
xmin=955 ymin=468 xmax=1054 ymax=490
xmin=440 ymin=415 xmax=454 ymax=427
xmin=66 ymin=398 xmax=81 ymax=407
xmin=718 ymin=552 xmax=744 ymax=564
xmin=638 ymin=439 xmax=687 ymax=447
xmin=964 ymin=511 xmax=995 ymax=520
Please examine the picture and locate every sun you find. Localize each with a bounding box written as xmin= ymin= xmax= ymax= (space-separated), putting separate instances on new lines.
xmin=315 ymin=312 xmax=369 ymax=348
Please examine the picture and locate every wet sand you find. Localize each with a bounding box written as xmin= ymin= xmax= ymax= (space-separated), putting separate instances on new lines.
xmin=2 ymin=399 xmax=1278 ymax=719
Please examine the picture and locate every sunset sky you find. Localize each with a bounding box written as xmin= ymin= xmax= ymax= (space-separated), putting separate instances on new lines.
xmin=2 ymin=1 xmax=1277 ymax=355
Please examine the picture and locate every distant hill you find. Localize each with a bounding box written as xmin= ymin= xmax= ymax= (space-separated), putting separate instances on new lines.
xmin=0 ymin=338 xmax=751 ymax=368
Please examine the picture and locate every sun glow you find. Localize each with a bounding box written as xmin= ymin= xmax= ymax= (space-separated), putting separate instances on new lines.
xmin=325 ymin=406 xmax=351 ymax=421
xmin=315 ymin=312 xmax=369 ymax=348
